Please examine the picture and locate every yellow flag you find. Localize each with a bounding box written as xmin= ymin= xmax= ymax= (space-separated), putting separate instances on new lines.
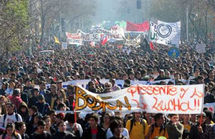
xmin=127 ymin=33 xmax=130 ymax=40
xmin=54 ymin=36 xmax=60 ymax=44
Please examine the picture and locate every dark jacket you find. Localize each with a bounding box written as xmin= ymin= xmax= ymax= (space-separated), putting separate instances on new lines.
xmin=52 ymin=131 xmax=77 ymax=139
xmin=166 ymin=122 xmax=184 ymax=139
xmin=30 ymin=132 xmax=52 ymax=139
xmin=82 ymin=125 xmax=106 ymax=139
xmin=190 ymin=123 xmax=215 ymax=139
xmin=35 ymin=102 xmax=50 ymax=116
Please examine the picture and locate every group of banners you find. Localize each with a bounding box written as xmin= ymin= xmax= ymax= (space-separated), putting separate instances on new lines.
xmin=56 ymin=20 xmax=181 ymax=48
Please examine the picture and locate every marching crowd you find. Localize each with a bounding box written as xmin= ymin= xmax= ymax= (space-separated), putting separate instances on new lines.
xmin=0 ymin=42 xmax=215 ymax=139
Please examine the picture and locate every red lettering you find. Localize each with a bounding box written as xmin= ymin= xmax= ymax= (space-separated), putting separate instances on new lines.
xmin=190 ymin=88 xmax=204 ymax=98
xmin=180 ymin=88 xmax=189 ymax=99
xmin=152 ymin=98 xmax=200 ymax=112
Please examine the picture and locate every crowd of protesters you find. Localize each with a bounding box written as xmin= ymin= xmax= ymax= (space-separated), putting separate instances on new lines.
xmin=0 ymin=41 xmax=215 ymax=139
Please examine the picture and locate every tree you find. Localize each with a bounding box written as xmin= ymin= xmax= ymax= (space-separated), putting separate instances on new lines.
xmin=0 ymin=0 xmax=29 ymax=56
xmin=29 ymin=0 xmax=96 ymax=46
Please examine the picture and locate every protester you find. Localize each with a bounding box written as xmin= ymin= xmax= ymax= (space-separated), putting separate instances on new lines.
xmin=30 ymin=120 xmax=52 ymax=139
xmin=52 ymin=120 xmax=77 ymax=139
xmin=166 ymin=114 xmax=184 ymax=139
xmin=65 ymin=113 xmax=83 ymax=138
xmin=126 ymin=112 xmax=148 ymax=139
xmin=82 ymin=113 xmax=106 ymax=139
xmin=0 ymin=102 xmax=22 ymax=129
xmin=15 ymin=122 xmax=29 ymax=139
xmin=0 ymin=123 xmax=21 ymax=139
xmin=146 ymin=113 xmax=168 ymax=139
xmin=110 ymin=119 xmax=128 ymax=139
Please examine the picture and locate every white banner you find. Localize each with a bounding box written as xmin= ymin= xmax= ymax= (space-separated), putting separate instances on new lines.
xmin=196 ymin=43 xmax=206 ymax=54
xmin=66 ymin=32 xmax=83 ymax=45
xmin=56 ymin=79 xmax=173 ymax=89
xmin=150 ymin=21 xmax=181 ymax=47
xmin=75 ymin=84 xmax=204 ymax=114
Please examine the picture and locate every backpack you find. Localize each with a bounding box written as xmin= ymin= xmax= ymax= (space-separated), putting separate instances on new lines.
xmin=2 ymin=113 xmax=19 ymax=128
xmin=129 ymin=118 xmax=146 ymax=135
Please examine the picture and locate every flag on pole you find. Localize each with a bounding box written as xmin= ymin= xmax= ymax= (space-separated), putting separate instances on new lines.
xmin=101 ymin=37 xmax=108 ymax=46
xmin=149 ymin=42 xmax=155 ymax=50
xmin=54 ymin=36 xmax=60 ymax=44
xmin=126 ymin=21 xmax=150 ymax=32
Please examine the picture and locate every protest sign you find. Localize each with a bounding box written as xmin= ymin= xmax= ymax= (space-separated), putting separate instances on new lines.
xmin=150 ymin=20 xmax=181 ymax=47
xmin=126 ymin=21 xmax=150 ymax=32
xmin=196 ymin=43 xmax=206 ymax=54
xmin=75 ymin=84 xmax=204 ymax=114
xmin=61 ymin=42 xmax=68 ymax=50
xmin=66 ymin=32 xmax=83 ymax=45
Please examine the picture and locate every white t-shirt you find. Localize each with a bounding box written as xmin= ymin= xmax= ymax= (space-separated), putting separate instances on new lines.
xmin=106 ymin=128 xmax=129 ymax=139
xmin=0 ymin=113 xmax=23 ymax=129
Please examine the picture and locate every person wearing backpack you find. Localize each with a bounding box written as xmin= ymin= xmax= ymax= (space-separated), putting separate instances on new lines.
xmin=0 ymin=102 xmax=22 ymax=131
xmin=126 ymin=112 xmax=148 ymax=139
xmin=145 ymin=113 xmax=168 ymax=139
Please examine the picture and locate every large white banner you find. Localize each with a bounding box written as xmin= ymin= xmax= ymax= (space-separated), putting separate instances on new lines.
xmin=150 ymin=21 xmax=181 ymax=47
xmin=75 ymin=84 xmax=204 ymax=114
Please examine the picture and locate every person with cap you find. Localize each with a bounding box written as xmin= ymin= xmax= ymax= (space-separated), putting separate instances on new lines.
xmin=35 ymin=94 xmax=50 ymax=116
xmin=166 ymin=114 xmax=184 ymax=139
xmin=30 ymin=120 xmax=52 ymax=139
xmin=56 ymin=80 xmax=63 ymax=91
xmin=126 ymin=112 xmax=148 ymax=139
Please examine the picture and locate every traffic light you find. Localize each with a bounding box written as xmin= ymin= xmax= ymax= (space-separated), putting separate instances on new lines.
xmin=137 ymin=0 xmax=141 ymax=9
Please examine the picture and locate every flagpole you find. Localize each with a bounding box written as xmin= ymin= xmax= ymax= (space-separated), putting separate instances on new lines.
xmin=186 ymin=6 xmax=189 ymax=41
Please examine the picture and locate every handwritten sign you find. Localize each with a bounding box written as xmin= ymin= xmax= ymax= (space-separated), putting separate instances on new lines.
xmin=75 ymin=84 xmax=204 ymax=114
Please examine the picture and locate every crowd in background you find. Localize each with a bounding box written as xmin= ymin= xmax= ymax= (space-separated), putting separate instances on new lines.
xmin=0 ymin=42 xmax=215 ymax=138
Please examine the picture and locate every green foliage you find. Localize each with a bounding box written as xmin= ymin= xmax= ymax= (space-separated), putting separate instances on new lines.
xmin=0 ymin=0 xmax=29 ymax=54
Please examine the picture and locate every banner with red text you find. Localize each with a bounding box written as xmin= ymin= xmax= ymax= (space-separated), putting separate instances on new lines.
xmin=66 ymin=32 xmax=83 ymax=45
xmin=75 ymin=84 xmax=204 ymax=114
